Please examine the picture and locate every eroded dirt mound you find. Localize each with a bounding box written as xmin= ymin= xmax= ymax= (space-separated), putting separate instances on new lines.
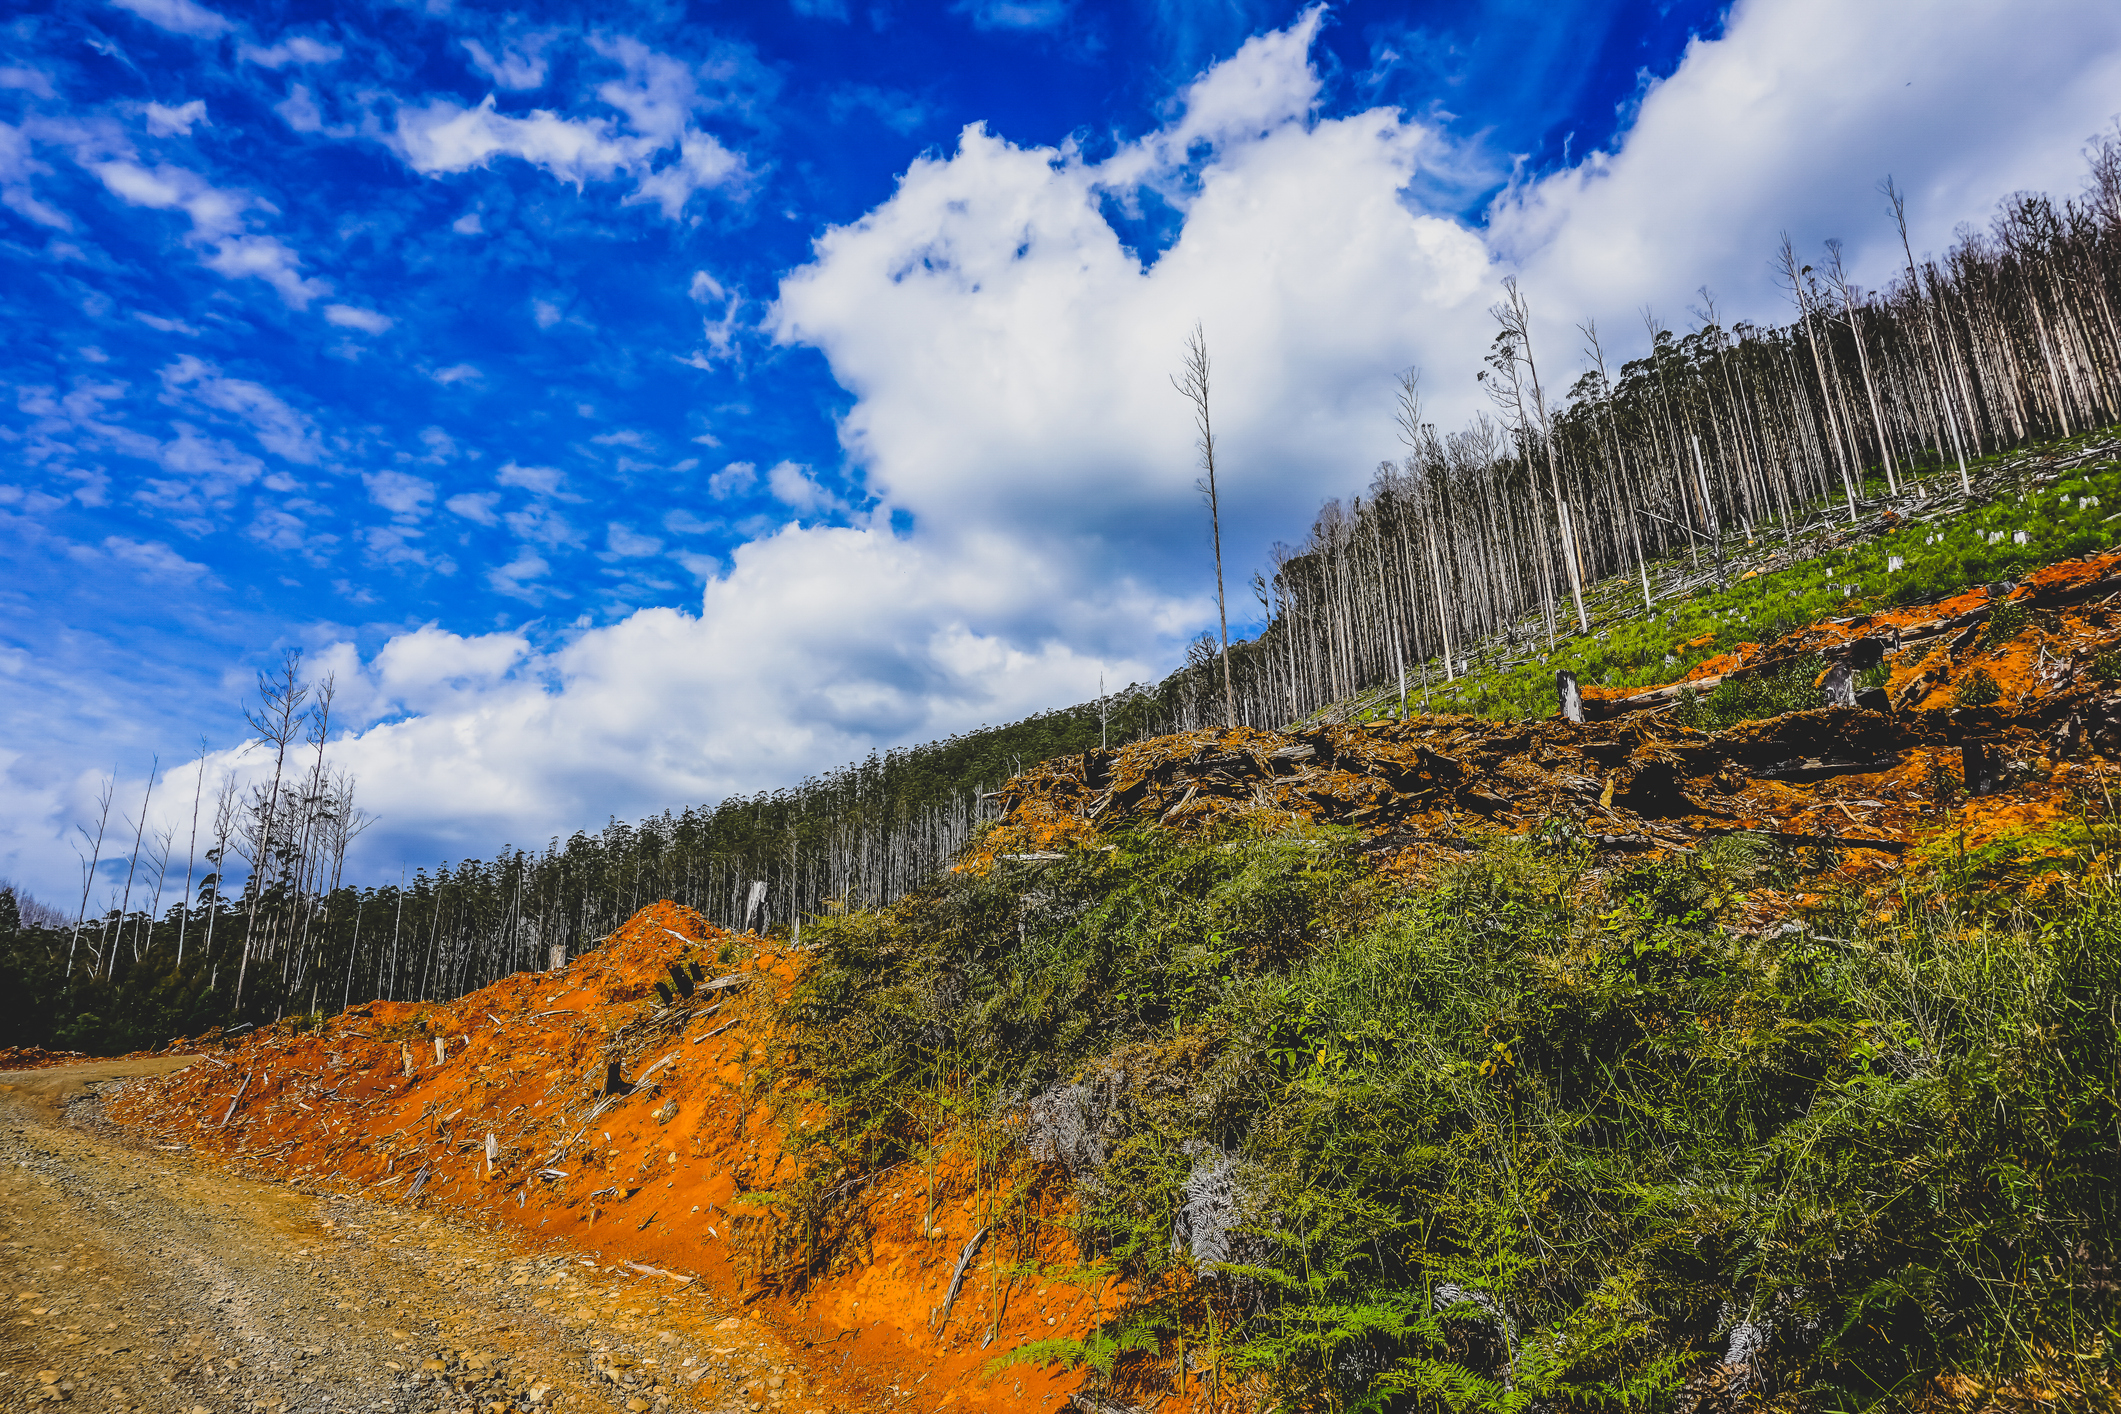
xmin=0 ymin=1046 xmax=91 ymax=1070
xmin=980 ymin=550 xmax=2121 ymax=896
xmin=111 ymin=902 xmax=1112 ymax=1413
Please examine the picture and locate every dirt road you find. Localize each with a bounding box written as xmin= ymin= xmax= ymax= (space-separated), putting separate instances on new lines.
xmin=1 ymin=1060 xmax=822 ymax=1413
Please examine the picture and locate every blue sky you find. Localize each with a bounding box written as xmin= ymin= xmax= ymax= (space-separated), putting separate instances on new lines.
xmin=6 ymin=0 xmax=2120 ymax=899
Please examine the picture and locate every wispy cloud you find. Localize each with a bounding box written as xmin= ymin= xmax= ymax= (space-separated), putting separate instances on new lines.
xmin=144 ymin=100 xmax=208 ymax=137
xmin=239 ymin=36 xmax=343 ymax=69
xmin=324 ymin=303 xmax=393 ymax=333
xmin=462 ymin=35 xmax=555 ymax=91
xmin=108 ymin=0 xmax=231 ymax=39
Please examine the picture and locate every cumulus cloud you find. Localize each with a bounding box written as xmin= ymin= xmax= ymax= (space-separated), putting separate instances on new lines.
xmin=300 ymin=523 xmax=1154 ymax=874
xmin=773 ymin=9 xmax=1490 ymax=571
xmin=1492 ymin=0 xmax=2121 ymax=339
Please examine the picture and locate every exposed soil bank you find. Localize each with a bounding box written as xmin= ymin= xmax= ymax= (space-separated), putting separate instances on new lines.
xmin=107 ymin=906 xmax=1106 ymax=1414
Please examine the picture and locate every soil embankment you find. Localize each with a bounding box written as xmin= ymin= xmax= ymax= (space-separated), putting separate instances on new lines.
xmin=102 ymin=909 xmax=1107 ymax=1413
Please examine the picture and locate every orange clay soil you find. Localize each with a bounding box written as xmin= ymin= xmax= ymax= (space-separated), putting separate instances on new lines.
xmin=111 ymin=902 xmax=1116 ymax=1414
xmin=0 ymin=1044 xmax=94 ymax=1069
xmin=973 ymin=549 xmax=2121 ymax=904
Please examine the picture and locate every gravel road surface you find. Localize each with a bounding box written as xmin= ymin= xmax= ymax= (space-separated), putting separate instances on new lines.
xmin=2 ymin=1060 xmax=822 ymax=1414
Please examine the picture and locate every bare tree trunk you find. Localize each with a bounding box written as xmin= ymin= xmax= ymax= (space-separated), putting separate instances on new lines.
xmin=1173 ymin=323 xmax=1237 ymax=727
xmin=68 ymin=771 xmax=115 ymax=980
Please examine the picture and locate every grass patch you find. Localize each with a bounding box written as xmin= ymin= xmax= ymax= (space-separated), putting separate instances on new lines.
xmin=777 ymin=819 xmax=2121 ymax=1410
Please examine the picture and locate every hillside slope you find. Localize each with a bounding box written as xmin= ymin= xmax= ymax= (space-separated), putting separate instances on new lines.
xmin=102 ymin=548 xmax=2121 ymax=1413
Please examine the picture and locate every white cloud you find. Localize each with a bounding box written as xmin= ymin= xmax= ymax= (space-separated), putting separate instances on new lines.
xmin=431 ymin=363 xmax=481 ymax=384
xmin=161 ymin=356 xmax=324 ymax=463
xmin=1491 ymin=0 xmax=2121 ymax=342
xmin=99 ymin=534 xmax=211 ymax=581
xmin=133 ymin=312 xmax=200 ymax=334
xmin=144 ymin=100 xmax=208 ymax=137
xmin=276 ymin=85 xmax=324 ymax=134
xmin=532 ymin=298 xmax=562 ymax=327
xmin=496 ymin=461 xmax=566 ymax=496
xmin=766 ymin=460 xmax=839 ymax=514
xmin=486 ymin=546 xmax=551 ymax=600
xmin=0 ymin=67 xmax=59 ymax=99
xmin=108 ymin=0 xmax=231 ymax=39
xmin=445 ymin=490 xmax=500 ymax=524
xmin=363 ymin=470 xmax=435 ymax=518
xmin=387 ymin=39 xmax=750 ymax=219
xmin=630 ymin=130 xmax=744 ymax=218
xmin=705 ymin=460 xmax=755 ymax=498
xmin=90 ymin=161 xmax=330 ymax=306
xmin=394 ymin=96 xmax=634 ymax=185
xmin=0 ymin=120 xmax=72 ymax=229
xmin=771 ymin=11 xmax=1489 ymax=570
xmin=605 ymin=522 xmax=661 ymax=556
xmin=324 ymin=303 xmax=394 ymax=333
xmin=453 ymin=209 xmax=484 ymax=234
xmin=501 ymin=501 xmax=582 ymax=549
xmin=462 ymin=36 xmax=554 ymax=91
xmin=240 ymin=36 xmax=343 ymax=68
xmin=133 ymin=424 xmax=264 ymax=510
xmin=301 ymin=523 xmax=1150 ymax=878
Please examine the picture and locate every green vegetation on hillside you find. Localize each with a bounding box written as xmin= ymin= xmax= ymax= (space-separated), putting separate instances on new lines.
xmin=1356 ymin=436 xmax=2121 ymax=724
xmin=778 ymin=821 xmax=2120 ymax=1410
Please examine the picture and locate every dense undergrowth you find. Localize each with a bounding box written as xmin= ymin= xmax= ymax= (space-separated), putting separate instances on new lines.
xmin=780 ymin=820 xmax=2120 ymax=1411
xmin=1378 ymin=434 xmax=2121 ymax=724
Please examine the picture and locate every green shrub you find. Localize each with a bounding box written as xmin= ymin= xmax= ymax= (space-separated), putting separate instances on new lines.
xmin=1672 ymin=654 xmax=1826 ymax=730
xmin=1955 ymin=666 xmax=2002 ymax=707
xmin=1982 ymin=597 xmax=2030 ymax=650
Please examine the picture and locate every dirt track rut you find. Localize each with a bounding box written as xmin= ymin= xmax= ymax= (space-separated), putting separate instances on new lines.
xmin=1 ymin=1061 xmax=819 ymax=1413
